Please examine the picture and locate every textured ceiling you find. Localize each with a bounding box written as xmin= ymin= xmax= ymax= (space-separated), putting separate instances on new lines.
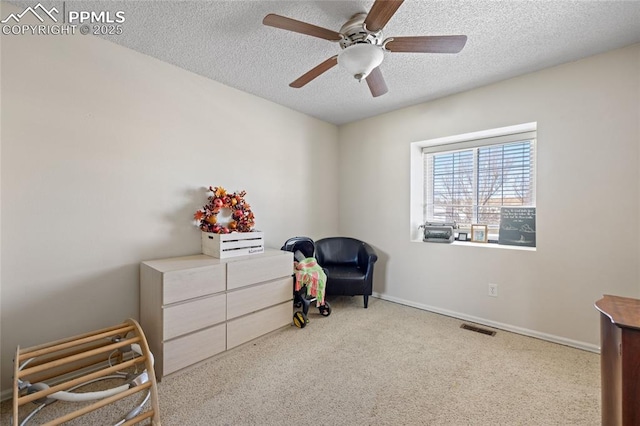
xmin=10 ymin=1 xmax=640 ymax=125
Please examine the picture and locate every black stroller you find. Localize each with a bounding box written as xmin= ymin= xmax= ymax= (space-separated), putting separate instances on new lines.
xmin=281 ymin=237 xmax=331 ymax=328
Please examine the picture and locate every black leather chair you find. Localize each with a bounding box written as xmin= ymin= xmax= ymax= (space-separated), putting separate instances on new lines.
xmin=314 ymin=237 xmax=378 ymax=308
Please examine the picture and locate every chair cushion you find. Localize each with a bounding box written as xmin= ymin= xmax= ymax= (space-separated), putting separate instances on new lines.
xmin=323 ymin=265 xmax=365 ymax=281
xmin=322 ymin=265 xmax=366 ymax=296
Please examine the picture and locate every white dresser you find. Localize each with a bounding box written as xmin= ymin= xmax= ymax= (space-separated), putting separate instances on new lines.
xmin=140 ymin=249 xmax=293 ymax=379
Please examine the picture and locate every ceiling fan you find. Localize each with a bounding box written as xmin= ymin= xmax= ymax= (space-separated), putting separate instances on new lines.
xmin=263 ymin=0 xmax=467 ymax=97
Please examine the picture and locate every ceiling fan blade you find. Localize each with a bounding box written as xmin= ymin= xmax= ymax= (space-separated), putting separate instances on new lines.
xmin=290 ymin=56 xmax=338 ymax=88
xmin=364 ymin=0 xmax=405 ymax=32
xmin=263 ymin=14 xmax=342 ymax=41
xmin=385 ymin=35 xmax=468 ymax=53
xmin=366 ymin=67 xmax=388 ymax=97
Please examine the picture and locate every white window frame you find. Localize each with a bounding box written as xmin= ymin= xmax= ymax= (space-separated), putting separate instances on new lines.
xmin=409 ymin=123 xmax=537 ymax=243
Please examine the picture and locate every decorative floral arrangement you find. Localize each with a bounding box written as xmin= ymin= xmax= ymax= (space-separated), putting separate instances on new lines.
xmin=194 ymin=186 xmax=255 ymax=234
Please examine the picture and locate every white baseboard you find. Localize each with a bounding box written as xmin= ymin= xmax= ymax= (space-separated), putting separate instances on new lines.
xmin=372 ymin=292 xmax=600 ymax=354
xmin=1 ymin=388 xmax=12 ymax=402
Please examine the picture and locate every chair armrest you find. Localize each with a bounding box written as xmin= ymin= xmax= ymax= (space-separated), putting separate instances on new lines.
xmin=357 ymin=243 xmax=378 ymax=270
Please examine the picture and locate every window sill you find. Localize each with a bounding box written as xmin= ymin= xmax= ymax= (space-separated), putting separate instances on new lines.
xmin=411 ymin=239 xmax=536 ymax=251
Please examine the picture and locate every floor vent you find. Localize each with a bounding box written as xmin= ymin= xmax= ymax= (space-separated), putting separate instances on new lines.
xmin=460 ymin=323 xmax=496 ymax=336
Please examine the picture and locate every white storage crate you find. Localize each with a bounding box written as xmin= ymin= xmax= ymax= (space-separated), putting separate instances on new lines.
xmin=202 ymin=231 xmax=265 ymax=259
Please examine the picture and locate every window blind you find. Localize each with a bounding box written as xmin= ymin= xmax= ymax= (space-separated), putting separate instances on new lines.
xmin=423 ymin=132 xmax=536 ymax=229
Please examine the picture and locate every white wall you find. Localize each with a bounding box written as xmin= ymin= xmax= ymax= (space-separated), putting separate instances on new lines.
xmin=338 ymin=44 xmax=640 ymax=350
xmin=0 ymin=3 xmax=338 ymax=393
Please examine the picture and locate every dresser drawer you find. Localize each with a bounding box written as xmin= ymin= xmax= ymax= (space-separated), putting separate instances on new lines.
xmin=163 ymin=323 xmax=226 ymax=376
xmin=227 ymin=302 xmax=292 ymax=349
xmin=163 ymin=264 xmax=225 ymax=304
xmin=227 ymin=277 xmax=292 ymax=320
xmin=226 ymin=252 xmax=292 ymax=290
xmin=163 ymin=293 xmax=226 ymax=340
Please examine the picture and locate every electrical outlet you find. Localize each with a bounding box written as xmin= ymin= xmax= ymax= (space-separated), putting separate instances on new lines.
xmin=488 ymin=283 xmax=498 ymax=297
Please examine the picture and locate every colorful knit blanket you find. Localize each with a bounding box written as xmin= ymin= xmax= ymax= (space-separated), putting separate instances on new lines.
xmin=294 ymin=257 xmax=326 ymax=307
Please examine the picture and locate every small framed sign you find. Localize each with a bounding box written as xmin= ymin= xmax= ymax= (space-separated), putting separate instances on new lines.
xmin=458 ymin=232 xmax=468 ymax=241
xmin=470 ymin=225 xmax=488 ymax=243
xmin=498 ymin=207 xmax=536 ymax=247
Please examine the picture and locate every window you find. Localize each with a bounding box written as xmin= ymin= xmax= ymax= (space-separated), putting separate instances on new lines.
xmin=423 ymin=130 xmax=536 ymax=239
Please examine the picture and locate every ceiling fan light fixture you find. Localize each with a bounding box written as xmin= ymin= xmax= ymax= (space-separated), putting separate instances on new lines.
xmin=337 ymin=43 xmax=383 ymax=82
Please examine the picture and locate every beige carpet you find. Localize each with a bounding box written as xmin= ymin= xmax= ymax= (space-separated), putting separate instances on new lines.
xmin=1 ymin=297 xmax=600 ymax=425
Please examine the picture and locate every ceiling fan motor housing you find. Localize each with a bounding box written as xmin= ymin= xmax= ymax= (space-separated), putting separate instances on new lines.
xmin=339 ymin=13 xmax=383 ymax=49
